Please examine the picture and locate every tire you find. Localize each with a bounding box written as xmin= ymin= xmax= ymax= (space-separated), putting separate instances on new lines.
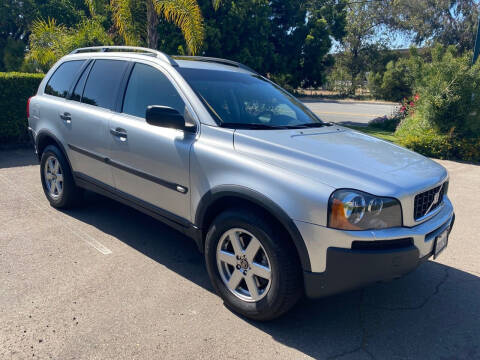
xmin=40 ymin=145 xmax=83 ymax=209
xmin=205 ymin=208 xmax=303 ymax=321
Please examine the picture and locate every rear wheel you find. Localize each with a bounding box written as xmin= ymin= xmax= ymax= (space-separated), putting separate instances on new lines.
xmin=205 ymin=209 xmax=303 ymax=321
xmin=40 ymin=145 xmax=83 ymax=208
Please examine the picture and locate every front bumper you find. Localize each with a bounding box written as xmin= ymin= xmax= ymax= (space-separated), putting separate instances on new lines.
xmin=295 ymin=198 xmax=454 ymax=298
xmin=304 ymin=245 xmax=429 ymax=298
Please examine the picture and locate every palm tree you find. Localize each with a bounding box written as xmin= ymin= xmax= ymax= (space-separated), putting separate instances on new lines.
xmin=212 ymin=0 xmax=221 ymax=11
xmin=27 ymin=18 xmax=113 ymax=72
xmin=110 ymin=0 xmax=204 ymax=55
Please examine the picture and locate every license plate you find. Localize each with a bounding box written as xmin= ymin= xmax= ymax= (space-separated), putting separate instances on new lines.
xmin=434 ymin=228 xmax=449 ymax=259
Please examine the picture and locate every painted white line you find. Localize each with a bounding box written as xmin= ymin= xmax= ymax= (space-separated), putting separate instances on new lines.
xmin=0 ymin=174 xmax=112 ymax=255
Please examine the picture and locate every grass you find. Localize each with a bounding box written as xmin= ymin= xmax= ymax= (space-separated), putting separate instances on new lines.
xmin=345 ymin=125 xmax=399 ymax=143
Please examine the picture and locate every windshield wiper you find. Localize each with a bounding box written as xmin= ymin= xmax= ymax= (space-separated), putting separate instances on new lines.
xmin=220 ymin=123 xmax=301 ymax=130
xmin=294 ymin=122 xmax=332 ymax=128
xmin=219 ymin=122 xmax=333 ymax=130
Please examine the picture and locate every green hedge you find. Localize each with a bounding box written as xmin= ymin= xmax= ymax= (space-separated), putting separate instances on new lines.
xmin=0 ymin=72 xmax=44 ymax=145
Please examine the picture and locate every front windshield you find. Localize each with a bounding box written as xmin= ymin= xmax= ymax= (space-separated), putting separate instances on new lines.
xmin=177 ymin=67 xmax=324 ymax=128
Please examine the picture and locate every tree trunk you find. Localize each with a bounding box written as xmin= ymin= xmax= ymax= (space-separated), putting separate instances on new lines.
xmin=147 ymin=0 xmax=159 ymax=49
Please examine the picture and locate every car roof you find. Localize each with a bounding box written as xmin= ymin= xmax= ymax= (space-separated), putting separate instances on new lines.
xmin=63 ymin=47 xmax=255 ymax=75
xmin=174 ymin=59 xmax=253 ymax=74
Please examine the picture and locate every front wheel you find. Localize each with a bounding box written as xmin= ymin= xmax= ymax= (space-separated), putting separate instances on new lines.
xmin=205 ymin=209 xmax=303 ymax=321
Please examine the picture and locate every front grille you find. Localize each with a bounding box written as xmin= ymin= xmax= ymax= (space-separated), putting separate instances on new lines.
xmin=414 ymin=182 xmax=447 ymax=220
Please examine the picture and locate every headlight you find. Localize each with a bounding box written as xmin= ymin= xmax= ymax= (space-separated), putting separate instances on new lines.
xmin=328 ymin=189 xmax=402 ymax=230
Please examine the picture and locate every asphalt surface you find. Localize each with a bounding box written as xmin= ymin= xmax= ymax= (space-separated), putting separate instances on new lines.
xmin=1 ymin=149 xmax=479 ymax=360
xmin=303 ymin=100 xmax=398 ymax=126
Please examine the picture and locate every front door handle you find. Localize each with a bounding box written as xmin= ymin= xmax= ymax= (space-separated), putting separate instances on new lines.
xmin=110 ymin=128 xmax=128 ymax=141
xmin=59 ymin=112 xmax=71 ymax=123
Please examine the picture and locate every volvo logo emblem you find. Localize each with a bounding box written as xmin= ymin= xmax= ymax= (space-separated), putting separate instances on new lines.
xmin=425 ymin=184 xmax=443 ymax=215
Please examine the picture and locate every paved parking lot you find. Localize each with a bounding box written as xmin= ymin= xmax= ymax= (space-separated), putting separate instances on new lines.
xmin=1 ymin=149 xmax=479 ymax=359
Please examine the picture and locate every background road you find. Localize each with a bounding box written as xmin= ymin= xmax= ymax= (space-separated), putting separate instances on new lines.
xmin=1 ymin=149 xmax=479 ymax=359
xmin=303 ymin=99 xmax=399 ymax=126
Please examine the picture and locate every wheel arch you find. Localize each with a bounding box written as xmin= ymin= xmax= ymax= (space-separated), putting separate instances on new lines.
xmin=36 ymin=130 xmax=73 ymax=172
xmin=195 ymin=185 xmax=311 ymax=271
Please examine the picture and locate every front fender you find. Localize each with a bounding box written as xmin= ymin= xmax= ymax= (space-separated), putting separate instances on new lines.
xmin=195 ymin=184 xmax=312 ymax=271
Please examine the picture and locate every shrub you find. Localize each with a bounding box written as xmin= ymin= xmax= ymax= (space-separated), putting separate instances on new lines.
xmin=368 ymin=116 xmax=401 ymax=132
xmin=396 ymin=115 xmax=480 ymax=162
xmin=393 ymin=45 xmax=480 ymax=163
xmin=397 ymin=131 xmax=480 ymax=162
xmin=367 ymin=59 xmax=412 ymax=101
xmin=367 ymin=49 xmax=423 ymax=102
xmin=414 ymin=46 xmax=480 ymax=137
xmin=0 ymin=72 xmax=44 ymax=145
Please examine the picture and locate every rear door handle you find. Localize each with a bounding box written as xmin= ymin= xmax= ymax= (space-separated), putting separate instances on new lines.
xmin=110 ymin=128 xmax=128 ymax=141
xmin=59 ymin=112 xmax=71 ymax=122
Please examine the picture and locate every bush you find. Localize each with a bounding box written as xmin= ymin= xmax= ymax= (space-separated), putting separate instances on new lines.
xmin=367 ymin=49 xmax=423 ymax=102
xmin=414 ymin=46 xmax=480 ymax=137
xmin=396 ymin=115 xmax=480 ymax=162
xmin=397 ymin=131 xmax=480 ymax=162
xmin=368 ymin=116 xmax=401 ymax=132
xmin=0 ymin=72 xmax=44 ymax=145
xmin=367 ymin=59 xmax=412 ymax=101
xmin=392 ymin=45 xmax=480 ymax=163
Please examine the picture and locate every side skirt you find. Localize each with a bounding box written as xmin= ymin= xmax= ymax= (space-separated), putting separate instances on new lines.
xmin=73 ymin=172 xmax=203 ymax=249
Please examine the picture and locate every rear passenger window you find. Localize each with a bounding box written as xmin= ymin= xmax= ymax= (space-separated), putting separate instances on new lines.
xmin=122 ymin=63 xmax=185 ymax=118
xmin=71 ymin=61 xmax=92 ymax=102
xmin=45 ymin=60 xmax=84 ymax=98
xmin=82 ymin=59 xmax=128 ymax=110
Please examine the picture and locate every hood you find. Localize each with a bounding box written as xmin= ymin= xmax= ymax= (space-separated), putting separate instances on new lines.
xmin=233 ymin=126 xmax=447 ymax=197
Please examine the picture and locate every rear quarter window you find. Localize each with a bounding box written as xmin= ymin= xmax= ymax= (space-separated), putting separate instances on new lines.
xmin=45 ymin=60 xmax=85 ymax=98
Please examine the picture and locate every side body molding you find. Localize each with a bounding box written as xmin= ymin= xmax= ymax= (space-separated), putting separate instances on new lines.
xmin=195 ymin=185 xmax=312 ymax=271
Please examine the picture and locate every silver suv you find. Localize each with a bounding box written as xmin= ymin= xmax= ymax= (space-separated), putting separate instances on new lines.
xmin=28 ymin=46 xmax=455 ymax=320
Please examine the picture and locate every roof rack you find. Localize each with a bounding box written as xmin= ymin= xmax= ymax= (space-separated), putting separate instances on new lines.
xmin=172 ymin=56 xmax=256 ymax=73
xmin=70 ymin=46 xmax=178 ymax=66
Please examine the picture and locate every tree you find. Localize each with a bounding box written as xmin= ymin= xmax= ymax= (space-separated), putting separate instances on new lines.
xmin=0 ymin=0 xmax=87 ymax=71
xmin=26 ymin=18 xmax=112 ymax=72
xmin=155 ymin=0 xmax=346 ymax=88
xmin=110 ymin=0 xmax=204 ymax=54
xmin=368 ymin=48 xmax=423 ymax=101
xmin=379 ymin=0 xmax=480 ymax=53
xmin=328 ymin=1 xmax=385 ymax=95
xmin=194 ymin=0 xmax=275 ymax=74
xmin=269 ymin=0 xmax=346 ymax=88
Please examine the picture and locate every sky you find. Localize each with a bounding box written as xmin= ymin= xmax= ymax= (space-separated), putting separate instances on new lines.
xmin=330 ymin=0 xmax=480 ymax=53
xmin=330 ymin=29 xmax=416 ymax=54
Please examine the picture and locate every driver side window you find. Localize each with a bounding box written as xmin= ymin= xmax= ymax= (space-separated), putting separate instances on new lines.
xmin=122 ymin=63 xmax=185 ymax=119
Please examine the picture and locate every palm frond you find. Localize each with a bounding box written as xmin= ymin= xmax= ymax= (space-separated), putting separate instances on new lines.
xmin=154 ymin=0 xmax=204 ymax=55
xmin=212 ymin=0 xmax=222 ymax=11
xmin=110 ymin=0 xmax=140 ymax=45
xmin=85 ymin=0 xmax=97 ymax=16
xmin=27 ymin=17 xmax=112 ymax=72
xmin=27 ymin=18 xmax=69 ymax=71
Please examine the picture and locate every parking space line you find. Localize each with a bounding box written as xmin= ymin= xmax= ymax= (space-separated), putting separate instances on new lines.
xmin=0 ymin=173 xmax=112 ymax=255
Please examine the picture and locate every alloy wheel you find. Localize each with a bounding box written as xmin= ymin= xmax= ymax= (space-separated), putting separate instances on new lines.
xmin=216 ymin=228 xmax=272 ymax=302
xmin=44 ymin=155 xmax=64 ymax=199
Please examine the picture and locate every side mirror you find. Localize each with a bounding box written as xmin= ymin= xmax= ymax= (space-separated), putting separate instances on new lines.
xmin=146 ymin=105 xmax=195 ymax=132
